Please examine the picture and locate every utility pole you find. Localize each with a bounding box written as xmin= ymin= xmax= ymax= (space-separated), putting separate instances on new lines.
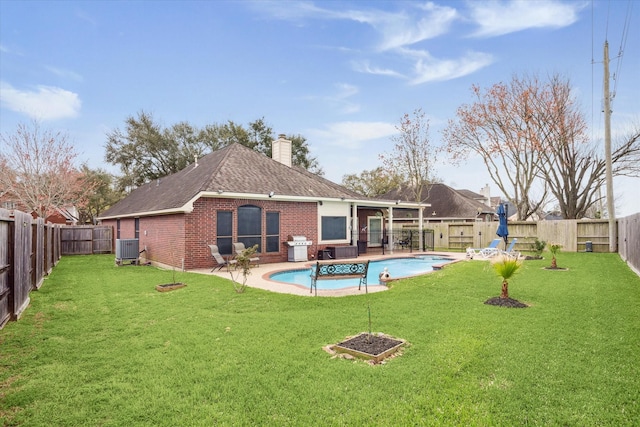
xmin=603 ymin=41 xmax=616 ymax=252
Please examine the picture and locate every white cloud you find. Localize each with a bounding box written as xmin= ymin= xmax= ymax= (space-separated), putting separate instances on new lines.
xmin=368 ymin=2 xmax=459 ymax=51
xmin=305 ymin=83 xmax=362 ymax=114
xmin=306 ymin=120 xmax=398 ymax=182
xmin=75 ymin=10 xmax=98 ymax=26
xmin=252 ymin=2 xmax=496 ymax=85
xmin=253 ymin=1 xmax=458 ymax=51
xmin=45 ymin=66 xmax=84 ymax=82
xmin=410 ymin=50 xmax=494 ymax=84
xmin=307 ymin=121 xmax=397 ymax=150
xmin=469 ymin=0 xmax=586 ymax=37
xmin=334 ymin=83 xmax=358 ymax=99
xmin=0 ymin=82 xmax=81 ymax=120
xmin=351 ymin=60 xmax=405 ymax=78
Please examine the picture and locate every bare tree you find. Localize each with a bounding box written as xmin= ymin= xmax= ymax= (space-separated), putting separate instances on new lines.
xmin=0 ymin=120 xmax=92 ymax=218
xmin=527 ymin=76 xmax=640 ymax=219
xmin=443 ymin=75 xmax=550 ymax=220
xmin=381 ymin=108 xmax=437 ymax=203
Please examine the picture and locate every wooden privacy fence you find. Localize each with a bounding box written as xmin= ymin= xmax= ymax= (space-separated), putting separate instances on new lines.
xmin=0 ymin=211 xmax=112 ymax=329
xmin=0 ymin=208 xmax=62 ymax=329
xmin=428 ymin=219 xmax=613 ymax=253
xmin=618 ymin=213 xmax=640 ymax=276
xmin=61 ymin=225 xmax=112 ymax=255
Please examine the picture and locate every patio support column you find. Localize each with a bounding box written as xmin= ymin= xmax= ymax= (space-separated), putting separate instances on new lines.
xmin=418 ymin=205 xmax=424 ymax=251
xmin=351 ymin=203 xmax=358 ymax=246
xmin=388 ymin=207 xmax=394 ymax=254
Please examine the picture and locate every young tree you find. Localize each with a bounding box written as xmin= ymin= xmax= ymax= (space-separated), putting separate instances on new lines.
xmin=381 ymin=108 xmax=437 ymax=203
xmin=0 ymin=120 xmax=92 ymax=218
xmin=442 ymin=75 xmax=548 ymax=220
xmin=342 ymin=167 xmax=403 ymax=197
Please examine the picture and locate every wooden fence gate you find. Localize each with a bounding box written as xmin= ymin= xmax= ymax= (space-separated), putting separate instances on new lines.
xmin=61 ymin=226 xmax=112 ymax=255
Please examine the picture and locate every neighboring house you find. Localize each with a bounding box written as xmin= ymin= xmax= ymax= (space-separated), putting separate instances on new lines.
xmin=97 ymin=136 xmax=425 ymax=270
xmin=383 ymin=183 xmax=497 ymax=223
xmin=44 ymin=206 xmax=79 ymax=225
xmin=0 ymin=198 xmax=78 ymax=225
xmin=457 ymin=183 xmax=493 ymax=208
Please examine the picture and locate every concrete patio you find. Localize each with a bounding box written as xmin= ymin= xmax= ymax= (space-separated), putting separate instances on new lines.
xmin=189 ymin=251 xmax=467 ymax=297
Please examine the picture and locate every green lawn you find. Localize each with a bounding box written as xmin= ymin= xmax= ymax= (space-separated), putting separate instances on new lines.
xmin=1 ymin=253 xmax=639 ymax=426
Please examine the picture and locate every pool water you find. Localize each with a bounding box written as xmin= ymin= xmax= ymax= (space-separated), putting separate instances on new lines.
xmin=269 ymin=256 xmax=454 ymax=290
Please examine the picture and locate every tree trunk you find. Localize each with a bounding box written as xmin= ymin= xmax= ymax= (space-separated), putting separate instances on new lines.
xmin=551 ymin=256 xmax=557 ymax=269
xmin=500 ymin=280 xmax=509 ymax=299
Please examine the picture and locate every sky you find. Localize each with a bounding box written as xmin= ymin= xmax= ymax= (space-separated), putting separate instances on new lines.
xmin=1 ymin=0 xmax=638 ymax=216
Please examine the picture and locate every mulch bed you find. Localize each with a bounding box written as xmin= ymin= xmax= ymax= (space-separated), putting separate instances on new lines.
xmin=484 ymin=297 xmax=528 ymax=308
xmin=325 ymin=333 xmax=406 ymax=364
xmin=155 ymin=283 xmax=186 ymax=292
xmin=337 ymin=333 xmax=403 ymax=355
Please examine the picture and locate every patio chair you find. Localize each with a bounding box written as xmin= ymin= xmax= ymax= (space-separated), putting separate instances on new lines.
xmin=466 ymin=238 xmax=501 ymax=259
xmin=209 ymin=244 xmax=237 ymax=271
xmin=395 ymin=230 xmax=412 ymax=250
xmin=499 ymin=238 xmax=520 ymax=259
xmin=232 ymin=242 xmax=260 ymax=266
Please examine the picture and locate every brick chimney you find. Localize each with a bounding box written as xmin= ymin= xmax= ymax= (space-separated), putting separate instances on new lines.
xmin=272 ymin=134 xmax=292 ymax=167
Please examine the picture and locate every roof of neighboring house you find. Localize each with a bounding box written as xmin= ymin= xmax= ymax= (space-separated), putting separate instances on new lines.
xmin=455 ymin=189 xmax=483 ymax=200
xmin=99 ymin=143 xmax=391 ymax=219
xmin=383 ymin=183 xmax=494 ymax=219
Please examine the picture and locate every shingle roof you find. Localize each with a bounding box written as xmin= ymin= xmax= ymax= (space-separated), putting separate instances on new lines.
xmin=383 ymin=183 xmax=493 ymax=219
xmin=99 ymin=143 xmax=367 ymax=218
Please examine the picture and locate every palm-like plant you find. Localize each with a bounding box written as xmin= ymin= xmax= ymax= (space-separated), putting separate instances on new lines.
xmin=492 ymin=256 xmax=522 ymax=299
xmin=548 ymin=243 xmax=562 ymax=268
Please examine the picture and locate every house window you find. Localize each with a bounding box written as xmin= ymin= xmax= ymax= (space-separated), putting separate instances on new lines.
xmin=265 ymin=212 xmax=280 ymax=253
xmin=237 ymin=205 xmax=261 ymax=252
xmin=116 ymin=219 xmax=121 ymax=239
xmin=216 ymin=211 xmax=233 ymax=255
xmin=134 ymin=218 xmax=140 ymax=238
xmin=321 ymin=216 xmax=347 ymax=240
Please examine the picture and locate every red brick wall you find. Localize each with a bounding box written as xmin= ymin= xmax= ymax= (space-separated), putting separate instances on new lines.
xmin=102 ymin=197 xmax=321 ymax=269
xmin=139 ymin=215 xmax=186 ymax=267
xmin=186 ymin=197 xmax=318 ymax=269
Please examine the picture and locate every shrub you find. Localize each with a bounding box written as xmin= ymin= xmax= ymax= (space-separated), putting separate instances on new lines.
xmin=533 ymin=238 xmax=546 ymax=257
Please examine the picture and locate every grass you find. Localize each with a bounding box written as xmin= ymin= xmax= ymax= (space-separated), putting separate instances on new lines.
xmin=1 ymin=253 xmax=639 ymax=426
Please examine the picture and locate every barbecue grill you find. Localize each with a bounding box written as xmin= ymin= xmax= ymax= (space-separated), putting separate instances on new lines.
xmin=285 ymin=235 xmax=312 ymax=262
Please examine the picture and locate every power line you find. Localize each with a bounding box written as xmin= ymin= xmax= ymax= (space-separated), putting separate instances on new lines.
xmin=611 ymin=0 xmax=633 ymax=102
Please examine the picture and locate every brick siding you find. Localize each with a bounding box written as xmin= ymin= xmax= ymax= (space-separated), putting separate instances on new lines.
xmin=103 ymin=197 xmax=320 ymax=270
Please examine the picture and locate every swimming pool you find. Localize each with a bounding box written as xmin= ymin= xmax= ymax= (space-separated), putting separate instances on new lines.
xmin=269 ymin=256 xmax=454 ymax=290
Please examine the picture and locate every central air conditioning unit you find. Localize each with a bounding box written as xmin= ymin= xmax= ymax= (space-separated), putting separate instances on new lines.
xmin=115 ymin=238 xmax=140 ymax=265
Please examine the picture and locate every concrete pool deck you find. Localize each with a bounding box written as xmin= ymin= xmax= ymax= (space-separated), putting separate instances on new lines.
xmin=188 ymin=251 xmax=468 ymax=297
